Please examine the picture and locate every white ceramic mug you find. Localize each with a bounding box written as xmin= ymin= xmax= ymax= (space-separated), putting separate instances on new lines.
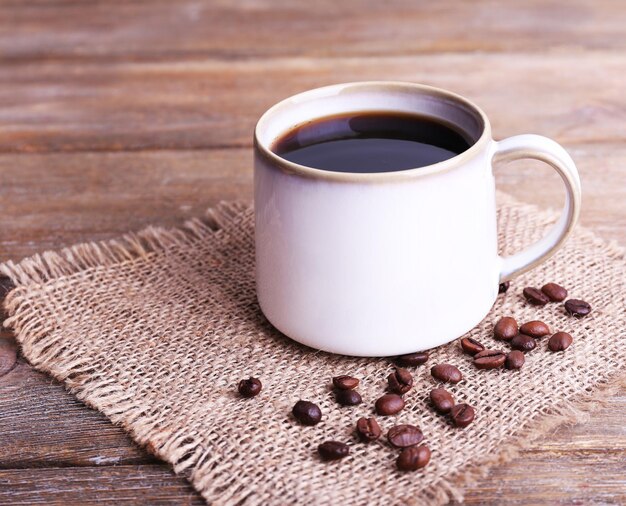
xmin=254 ymin=82 xmax=581 ymax=357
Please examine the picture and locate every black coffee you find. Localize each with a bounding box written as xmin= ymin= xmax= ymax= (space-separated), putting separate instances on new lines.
xmin=272 ymin=111 xmax=471 ymax=173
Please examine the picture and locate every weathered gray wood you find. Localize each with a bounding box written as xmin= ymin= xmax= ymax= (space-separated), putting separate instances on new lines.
xmin=0 ymin=52 xmax=625 ymax=153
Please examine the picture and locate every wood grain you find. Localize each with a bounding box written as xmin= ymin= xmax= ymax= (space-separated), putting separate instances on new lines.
xmin=0 ymin=465 xmax=203 ymax=505
xmin=0 ymin=143 xmax=624 ymax=262
xmin=0 ymin=0 xmax=624 ymax=503
xmin=1 ymin=0 xmax=625 ymax=63
xmin=1 ymin=52 xmax=625 ymax=153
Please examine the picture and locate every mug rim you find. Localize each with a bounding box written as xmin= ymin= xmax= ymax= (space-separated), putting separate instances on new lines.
xmin=254 ymin=81 xmax=492 ymax=182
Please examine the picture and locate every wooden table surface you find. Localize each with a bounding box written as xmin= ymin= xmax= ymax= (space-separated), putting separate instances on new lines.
xmin=1 ymin=1 xmax=625 ymax=504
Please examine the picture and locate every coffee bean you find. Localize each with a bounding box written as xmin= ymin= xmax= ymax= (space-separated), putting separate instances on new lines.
xmin=519 ymin=320 xmax=551 ymax=338
xmin=356 ymin=417 xmax=382 ymax=442
xmin=387 ymin=424 xmax=424 ymax=448
xmin=505 ymin=350 xmax=525 ymax=370
xmin=499 ymin=281 xmax=510 ymax=294
xmin=460 ymin=337 xmax=485 ymax=356
xmin=332 ymin=375 xmax=359 ymax=390
xmin=396 ymin=444 xmax=431 ymax=471
xmin=564 ymin=299 xmax=592 ymax=317
xmin=387 ymin=367 xmax=413 ymax=394
xmin=238 ymin=377 xmax=262 ymax=398
xmin=473 ymin=349 xmax=506 ymax=369
xmin=541 ymin=282 xmax=568 ymax=302
xmin=431 ymin=364 xmax=462 ymax=383
xmin=318 ymin=441 xmax=349 ymax=461
xmin=450 ymin=403 xmax=475 ymax=428
xmin=494 ymin=316 xmax=518 ymax=341
xmin=395 ymin=351 xmax=429 ymax=367
xmin=523 ymin=287 xmax=549 ymax=306
xmin=335 ymin=389 xmax=363 ymax=406
xmin=510 ymin=334 xmax=536 ymax=352
xmin=292 ymin=400 xmax=322 ymax=426
xmin=548 ymin=332 xmax=573 ymax=352
xmin=375 ymin=394 xmax=405 ymax=416
xmin=430 ymin=388 xmax=455 ymax=414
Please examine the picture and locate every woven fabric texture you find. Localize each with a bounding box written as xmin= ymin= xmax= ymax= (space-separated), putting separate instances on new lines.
xmin=2 ymin=193 xmax=625 ymax=505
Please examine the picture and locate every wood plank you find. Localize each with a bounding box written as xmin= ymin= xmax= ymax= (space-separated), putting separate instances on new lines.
xmin=1 ymin=51 xmax=625 ymax=153
xmin=0 ymin=352 xmax=153 ymax=468
xmin=0 ymin=465 xmax=203 ymax=505
xmin=462 ymin=450 xmax=626 ymax=505
xmin=1 ymin=0 xmax=624 ymax=64
xmin=0 ymin=142 xmax=624 ymax=263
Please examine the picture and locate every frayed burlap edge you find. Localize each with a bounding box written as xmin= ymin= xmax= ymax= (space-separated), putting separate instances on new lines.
xmin=2 ymin=198 xmax=625 ymax=505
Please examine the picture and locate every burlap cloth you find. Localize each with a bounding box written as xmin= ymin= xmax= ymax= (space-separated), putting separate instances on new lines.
xmin=2 ymin=192 xmax=625 ymax=505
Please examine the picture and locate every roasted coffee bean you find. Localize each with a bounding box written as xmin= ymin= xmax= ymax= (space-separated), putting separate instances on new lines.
xmin=473 ymin=349 xmax=506 ymax=369
xmin=499 ymin=281 xmax=510 ymax=294
xmin=332 ymin=375 xmax=359 ymax=390
xmin=460 ymin=337 xmax=485 ymax=356
xmin=396 ymin=444 xmax=431 ymax=471
xmin=510 ymin=334 xmax=536 ymax=352
xmin=238 ymin=377 xmax=262 ymax=398
xmin=387 ymin=424 xmax=424 ymax=448
xmin=318 ymin=441 xmax=349 ymax=461
xmin=548 ymin=332 xmax=573 ymax=352
xmin=375 ymin=394 xmax=405 ymax=416
xmin=450 ymin=403 xmax=475 ymax=428
xmin=519 ymin=320 xmax=551 ymax=338
xmin=564 ymin=299 xmax=592 ymax=317
xmin=523 ymin=287 xmax=550 ymax=306
xmin=494 ymin=316 xmax=518 ymax=341
xmin=395 ymin=351 xmax=429 ymax=367
xmin=292 ymin=400 xmax=322 ymax=426
xmin=335 ymin=389 xmax=363 ymax=406
xmin=431 ymin=364 xmax=462 ymax=383
xmin=430 ymin=388 xmax=455 ymax=414
xmin=505 ymin=350 xmax=525 ymax=370
xmin=541 ymin=282 xmax=568 ymax=302
xmin=387 ymin=367 xmax=413 ymax=394
xmin=356 ymin=417 xmax=382 ymax=442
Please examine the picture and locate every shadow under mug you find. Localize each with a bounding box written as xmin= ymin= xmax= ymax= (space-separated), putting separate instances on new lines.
xmin=254 ymin=81 xmax=581 ymax=357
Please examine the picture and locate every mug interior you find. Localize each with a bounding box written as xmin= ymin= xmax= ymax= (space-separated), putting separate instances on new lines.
xmin=255 ymin=82 xmax=488 ymax=177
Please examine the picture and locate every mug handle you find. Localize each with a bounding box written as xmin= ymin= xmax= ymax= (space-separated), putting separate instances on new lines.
xmin=493 ymin=134 xmax=582 ymax=282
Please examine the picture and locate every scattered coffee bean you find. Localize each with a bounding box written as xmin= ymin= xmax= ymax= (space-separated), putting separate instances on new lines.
xmin=431 ymin=363 xmax=462 ymax=383
xmin=332 ymin=375 xmax=359 ymax=390
xmin=292 ymin=400 xmax=322 ymax=426
xmin=523 ymin=287 xmax=549 ymax=306
xmin=375 ymin=394 xmax=405 ymax=416
xmin=541 ymin=282 xmax=568 ymax=302
xmin=335 ymin=389 xmax=363 ymax=406
xmin=548 ymin=332 xmax=573 ymax=352
xmin=387 ymin=424 xmax=424 ymax=448
xmin=356 ymin=417 xmax=382 ymax=442
xmin=395 ymin=351 xmax=429 ymax=367
xmin=519 ymin=320 xmax=551 ymax=338
xmin=499 ymin=281 xmax=510 ymax=294
xmin=387 ymin=367 xmax=413 ymax=394
xmin=505 ymin=350 xmax=525 ymax=370
xmin=564 ymin=299 xmax=592 ymax=317
xmin=430 ymin=388 xmax=455 ymax=414
xmin=494 ymin=316 xmax=518 ymax=341
xmin=473 ymin=349 xmax=506 ymax=369
xmin=318 ymin=441 xmax=349 ymax=461
xmin=396 ymin=444 xmax=431 ymax=471
xmin=510 ymin=334 xmax=537 ymax=352
xmin=460 ymin=337 xmax=485 ymax=356
xmin=238 ymin=377 xmax=262 ymax=398
xmin=450 ymin=403 xmax=475 ymax=428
